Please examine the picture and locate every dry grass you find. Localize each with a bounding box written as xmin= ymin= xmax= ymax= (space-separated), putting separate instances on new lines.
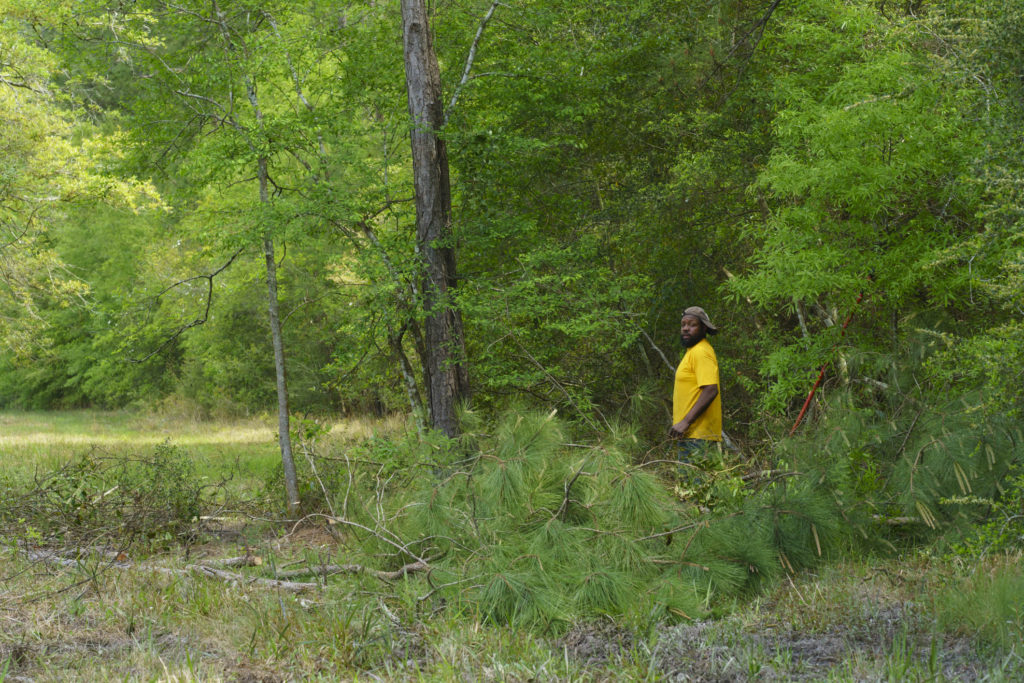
xmin=0 ymin=411 xmax=280 ymax=480
xmin=326 ymin=413 xmax=408 ymax=441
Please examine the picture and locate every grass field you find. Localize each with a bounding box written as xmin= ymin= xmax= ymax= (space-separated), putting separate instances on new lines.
xmin=0 ymin=410 xmax=280 ymax=478
xmin=0 ymin=411 xmax=1020 ymax=681
xmin=0 ymin=410 xmax=405 ymax=485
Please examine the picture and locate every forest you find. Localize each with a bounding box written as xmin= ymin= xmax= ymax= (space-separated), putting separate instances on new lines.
xmin=1 ymin=0 xmax=1023 ymax=679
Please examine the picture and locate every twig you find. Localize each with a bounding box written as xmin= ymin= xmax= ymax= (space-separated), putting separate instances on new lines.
xmin=129 ymin=247 xmax=245 ymax=363
xmin=871 ymin=515 xmax=921 ymax=526
xmin=52 ymin=546 xmax=130 ymax=563
xmin=417 ymin=574 xmax=479 ymax=603
xmin=0 ymin=75 xmax=50 ymax=95
xmin=444 ymin=0 xmax=502 ymax=124
xmin=739 ymin=469 xmax=799 ymax=483
xmin=313 ymin=514 xmax=430 ymax=565
xmin=199 ymin=554 xmax=262 ymax=568
xmin=696 ymin=0 xmax=784 ymax=92
xmin=187 ymin=564 xmax=317 ymax=592
xmin=636 ymin=459 xmax=683 ymax=468
xmin=555 ymin=462 xmax=588 ymax=521
xmin=22 ymin=546 xmax=317 ymax=592
xmin=510 ymin=329 xmax=605 ymax=431
xmin=377 ymin=597 xmax=403 ymax=627
xmin=637 ymin=327 xmax=676 ymax=373
xmin=638 ymin=520 xmax=706 ymax=542
xmin=896 ymin=407 xmax=925 ymax=457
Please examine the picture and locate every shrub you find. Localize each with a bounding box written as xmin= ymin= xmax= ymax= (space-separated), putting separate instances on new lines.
xmin=948 ymin=467 xmax=1024 ymax=559
xmin=342 ymin=408 xmax=842 ymax=630
xmin=0 ymin=444 xmax=206 ymax=549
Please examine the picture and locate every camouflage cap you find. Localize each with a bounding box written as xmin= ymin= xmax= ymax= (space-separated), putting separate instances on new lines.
xmin=682 ymin=306 xmax=718 ymax=333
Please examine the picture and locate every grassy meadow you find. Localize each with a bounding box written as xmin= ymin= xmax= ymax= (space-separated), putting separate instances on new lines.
xmin=0 ymin=410 xmax=405 ymax=488
xmin=0 ymin=411 xmax=278 ymax=480
xmin=0 ymin=410 xmax=1021 ymax=681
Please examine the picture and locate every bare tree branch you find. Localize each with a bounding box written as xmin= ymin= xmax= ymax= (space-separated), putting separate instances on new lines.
xmin=555 ymin=461 xmax=588 ymax=521
xmin=273 ymin=559 xmax=429 ymax=582
xmin=129 ymin=247 xmax=245 ymax=363
xmin=638 ymin=326 xmax=675 ymax=373
xmin=445 ymin=0 xmax=502 ymax=124
xmin=697 ymin=0 xmax=785 ymax=92
xmin=0 ymin=75 xmax=50 ymax=95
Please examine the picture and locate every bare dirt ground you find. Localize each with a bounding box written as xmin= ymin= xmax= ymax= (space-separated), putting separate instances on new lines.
xmin=558 ymin=565 xmax=1019 ymax=682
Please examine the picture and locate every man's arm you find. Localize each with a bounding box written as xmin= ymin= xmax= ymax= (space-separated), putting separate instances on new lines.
xmin=670 ymin=384 xmax=718 ymax=437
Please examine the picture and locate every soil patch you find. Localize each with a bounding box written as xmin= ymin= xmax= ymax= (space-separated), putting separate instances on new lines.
xmin=649 ymin=600 xmax=991 ymax=681
xmin=558 ymin=620 xmax=636 ymax=666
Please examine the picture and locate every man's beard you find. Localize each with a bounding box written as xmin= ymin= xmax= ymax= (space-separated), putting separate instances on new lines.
xmin=680 ymin=329 xmax=706 ymax=348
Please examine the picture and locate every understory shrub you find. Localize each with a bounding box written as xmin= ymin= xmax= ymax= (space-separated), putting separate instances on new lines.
xmin=340 ymin=408 xmax=844 ymax=630
xmin=776 ymin=384 xmax=1024 ymax=547
xmin=0 ymin=444 xmax=207 ymax=548
xmin=949 ymin=466 xmax=1024 ymax=559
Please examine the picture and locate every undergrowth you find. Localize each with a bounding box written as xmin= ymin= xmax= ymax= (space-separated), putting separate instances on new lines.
xmin=330 ymin=409 xmax=844 ymax=630
xmin=292 ymin=390 xmax=1024 ymax=635
xmin=2 ymin=409 xmax=1023 ymax=680
xmin=935 ymin=558 xmax=1024 ymax=651
xmin=0 ymin=443 xmax=215 ymax=550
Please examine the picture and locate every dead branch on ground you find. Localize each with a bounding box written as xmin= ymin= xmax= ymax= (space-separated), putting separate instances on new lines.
xmin=273 ymin=560 xmax=428 ymax=582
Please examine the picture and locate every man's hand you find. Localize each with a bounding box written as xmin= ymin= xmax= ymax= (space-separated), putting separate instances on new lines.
xmin=670 ymin=384 xmax=718 ymax=439
xmin=669 ymin=419 xmax=691 ymax=438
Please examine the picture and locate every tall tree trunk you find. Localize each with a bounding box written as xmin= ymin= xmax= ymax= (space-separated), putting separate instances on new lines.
xmin=217 ymin=2 xmax=299 ymax=516
xmin=400 ymin=0 xmax=469 ymax=438
xmin=259 ymin=156 xmax=300 ymax=516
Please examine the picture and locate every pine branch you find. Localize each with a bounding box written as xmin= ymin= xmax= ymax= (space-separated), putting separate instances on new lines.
xmin=555 ymin=463 xmax=587 ymax=521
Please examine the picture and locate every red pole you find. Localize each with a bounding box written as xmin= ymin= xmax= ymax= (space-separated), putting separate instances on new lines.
xmin=789 ymin=291 xmax=865 ymax=436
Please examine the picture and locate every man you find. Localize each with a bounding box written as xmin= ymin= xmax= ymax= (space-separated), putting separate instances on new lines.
xmin=670 ymin=306 xmax=722 ymax=457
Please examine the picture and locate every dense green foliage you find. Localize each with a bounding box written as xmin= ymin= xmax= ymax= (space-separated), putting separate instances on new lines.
xmin=1 ymin=0 xmax=1022 ymax=588
xmin=0 ymin=0 xmax=1013 ymax=418
xmin=312 ymin=408 xmax=843 ymax=628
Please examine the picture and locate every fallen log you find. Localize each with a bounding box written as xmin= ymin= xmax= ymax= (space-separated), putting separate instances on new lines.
xmin=53 ymin=546 xmax=130 ymax=563
xmin=273 ymin=560 xmax=428 ymax=582
xmin=199 ymin=554 xmax=262 ymax=568
xmin=20 ymin=547 xmax=317 ymax=593
xmin=20 ymin=547 xmax=425 ymax=591
xmin=186 ymin=564 xmax=316 ymax=592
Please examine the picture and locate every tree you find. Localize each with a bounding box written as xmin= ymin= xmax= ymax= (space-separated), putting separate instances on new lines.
xmin=432 ymin=0 xmax=776 ymax=432
xmin=726 ymin=0 xmax=990 ymax=415
xmin=45 ymin=0 xmax=343 ymax=513
xmin=400 ymin=0 xmax=469 ymax=437
xmin=0 ymin=1 xmax=158 ymax=360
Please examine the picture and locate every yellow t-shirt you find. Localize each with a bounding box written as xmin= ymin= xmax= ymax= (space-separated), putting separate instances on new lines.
xmin=673 ymin=338 xmax=722 ymax=441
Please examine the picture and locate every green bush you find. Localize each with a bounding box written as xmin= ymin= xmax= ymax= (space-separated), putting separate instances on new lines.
xmin=949 ymin=467 xmax=1024 ymax=559
xmin=0 ymin=444 xmax=205 ymax=548
xmin=343 ymin=408 xmax=842 ymax=630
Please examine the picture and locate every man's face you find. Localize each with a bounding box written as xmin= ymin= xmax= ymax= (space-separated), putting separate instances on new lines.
xmin=680 ymin=315 xmax=706 ymax=348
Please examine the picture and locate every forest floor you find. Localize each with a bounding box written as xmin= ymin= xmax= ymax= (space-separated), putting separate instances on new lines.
xmin=0 ymin=411 xmax=1020 ymax=681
